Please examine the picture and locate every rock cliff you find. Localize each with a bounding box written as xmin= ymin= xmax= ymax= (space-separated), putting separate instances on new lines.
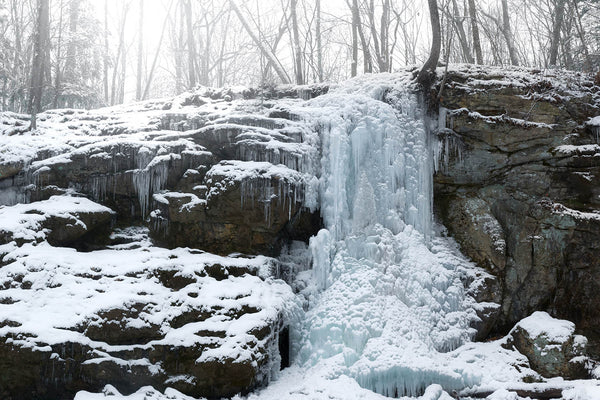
xmin=433 ymin=65 xmax=600 ymax=347
xmin=1 ymin=67 xmax=600 ymax=399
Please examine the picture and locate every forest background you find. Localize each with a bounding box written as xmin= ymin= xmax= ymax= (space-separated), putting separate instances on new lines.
xmin=0 ymin=0 xmax=599 ymax=115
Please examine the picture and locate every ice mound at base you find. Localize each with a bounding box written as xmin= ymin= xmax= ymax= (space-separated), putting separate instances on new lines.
xmin=288 ymin=76 xmax=484 ymax=397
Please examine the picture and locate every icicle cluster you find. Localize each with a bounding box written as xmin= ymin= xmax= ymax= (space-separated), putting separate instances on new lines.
xmin=433 ymin=107 xmax=464 ymax=174
xmin=295 ymin=80 xmax=477 ymax=397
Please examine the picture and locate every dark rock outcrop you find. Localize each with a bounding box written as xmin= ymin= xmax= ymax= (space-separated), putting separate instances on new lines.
xmin=1 ymin=89 xmax=321 ymax=256
xmin=434 ymin=66 xmax=600 ymax=340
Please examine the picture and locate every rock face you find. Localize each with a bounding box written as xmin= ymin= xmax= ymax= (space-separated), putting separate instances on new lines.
xmin=0 ymin=88 xmax=319 ymax=399
xmin=0 ymin=195 xmax=114 ymax=250
xmin=0 ymin=87 xmax=321 ymax=257
xmin=434 ymin=66 xmax=600 ymax=340
xmin=2 ymin=68 xmax=600 ymax=398
xmin=504 ymin=312 xmax=591 ymax=379
xmin=0 ymin=224 xmax=295 ymax=400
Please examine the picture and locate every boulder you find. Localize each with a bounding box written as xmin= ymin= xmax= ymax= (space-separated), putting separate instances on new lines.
xmin=505 ymin=311 xmax=591 ymax=379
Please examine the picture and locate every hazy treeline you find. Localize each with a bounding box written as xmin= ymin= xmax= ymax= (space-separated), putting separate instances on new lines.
xmin=0 ymin=0 xmax=599 ymax=115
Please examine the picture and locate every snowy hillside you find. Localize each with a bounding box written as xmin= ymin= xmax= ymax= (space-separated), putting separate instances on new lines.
xmin=1 ymin=67 xmax=600 ymax=400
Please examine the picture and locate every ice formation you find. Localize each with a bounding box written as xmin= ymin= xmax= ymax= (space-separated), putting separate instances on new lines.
xmin=286 ymin=76 xmax=480 ymax=397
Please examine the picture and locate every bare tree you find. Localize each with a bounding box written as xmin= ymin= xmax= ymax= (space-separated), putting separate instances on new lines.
xmin=468 ymin=0 xmax=483 ymax=64
xmin=228 ymin=0 xmax=290 ymax=84
xmin=316 ymin=0 xmax=323 ymax=81
xmin=142 ymin=1 xmax=173 ymax=100
xmin=110 ymin=2 xmax=129 ymax=105
xmin=53 ymin=0 xmax=65 ymax=108
xmin=29 ymin=0 xmax=50 ymax=129
xmin=350 ymin=0 xmax=358 ymax=77
xmin=184 ymin=0 xmax=196 ymax=89
xmin=103 ymin=0 xmax=108 ymax=104
xmin=501 ymin=0 xmax=519 ymax=65
xmin=549 ymin=0 xmax=566 ymax=67
xmin=290 ymin=0 xmax=304 ymax=84
xmin=417 ymin=0 xmax=441 ymax=88
xmin=449 ymin=0 xmax=474 ymax=63
xmin=135 ymin=0 xmax=144 ymax=100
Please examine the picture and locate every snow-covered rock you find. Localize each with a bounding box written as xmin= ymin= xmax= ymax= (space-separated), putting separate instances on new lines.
xmin=505 ymin=311 xmax=592 ymax=379
xmin=0 ymin=227 xmax=299 ymax=399
xmin=0 ymin=195 xmax=114 ymax=249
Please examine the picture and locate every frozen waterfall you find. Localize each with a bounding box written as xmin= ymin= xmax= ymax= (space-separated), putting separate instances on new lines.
xmin=294 ymin=77 xmax=478 ymax=397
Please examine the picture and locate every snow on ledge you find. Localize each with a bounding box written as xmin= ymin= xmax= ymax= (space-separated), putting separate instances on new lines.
xmin=0 ymin=195 xmax=114 ymax=242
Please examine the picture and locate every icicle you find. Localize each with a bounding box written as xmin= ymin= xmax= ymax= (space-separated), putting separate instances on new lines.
xmin=309 ymin=229 xmax=333 ymax=290
xmin=132 ymin=152 xmax=170 ymax=218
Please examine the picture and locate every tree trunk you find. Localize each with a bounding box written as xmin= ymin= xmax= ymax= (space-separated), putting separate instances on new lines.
xmin=350 ymin=0 xmax=358 ymax=77
xmin=184 ymin=0 xmax=196 ymax=89
xmin=451 ymin=0 xmax=474 ymax=63
xmin=501 ymin=0 xmax=518 ymax=66
xmin=468 ymin=0 xmax=482 ymax=64
xmin=548 ymin=0 xmax=566 ymax=67
xmin=316 ymin=0 xmax=323 ymax=81
xmin=103 ymin=0 xmax=109 ymax=104
xmin=216 ymin=9 xmax=231 ymax=87
xmin=290 ymin=0 xmax=304 ymax=84
xmin=29 ymin=0 xmax=50 ymax=130
xmin=356 ymin=6 xmax=372 ymax=73
xmin=64 ymin=0 xmax=80 ymax=107
xmin=136 ymin=0 xmax=144 ymax=100
xmin=417 ymin=0 xmax=441 ymax=88
xmin=111 ymin=3 xmax=129 ymax=105
xmin=118 ymin=42 xmax=126 ymax=104
xmin=380 ymin=0 xmax=390 ymax=72
xmin=175 ymin=0 xmax=184 ymax=93
xmin=53 ymin=0 xmax=64 ymax=109
xmin=560 ymin=3 xmax=574 ymax=69
xmin=10 ymin=1 xmax=24 ymax=111
xmin=366 ymin=0 xmax=383 ymax=72
xmin=573 ymin=0 xmax=592 ymax=72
